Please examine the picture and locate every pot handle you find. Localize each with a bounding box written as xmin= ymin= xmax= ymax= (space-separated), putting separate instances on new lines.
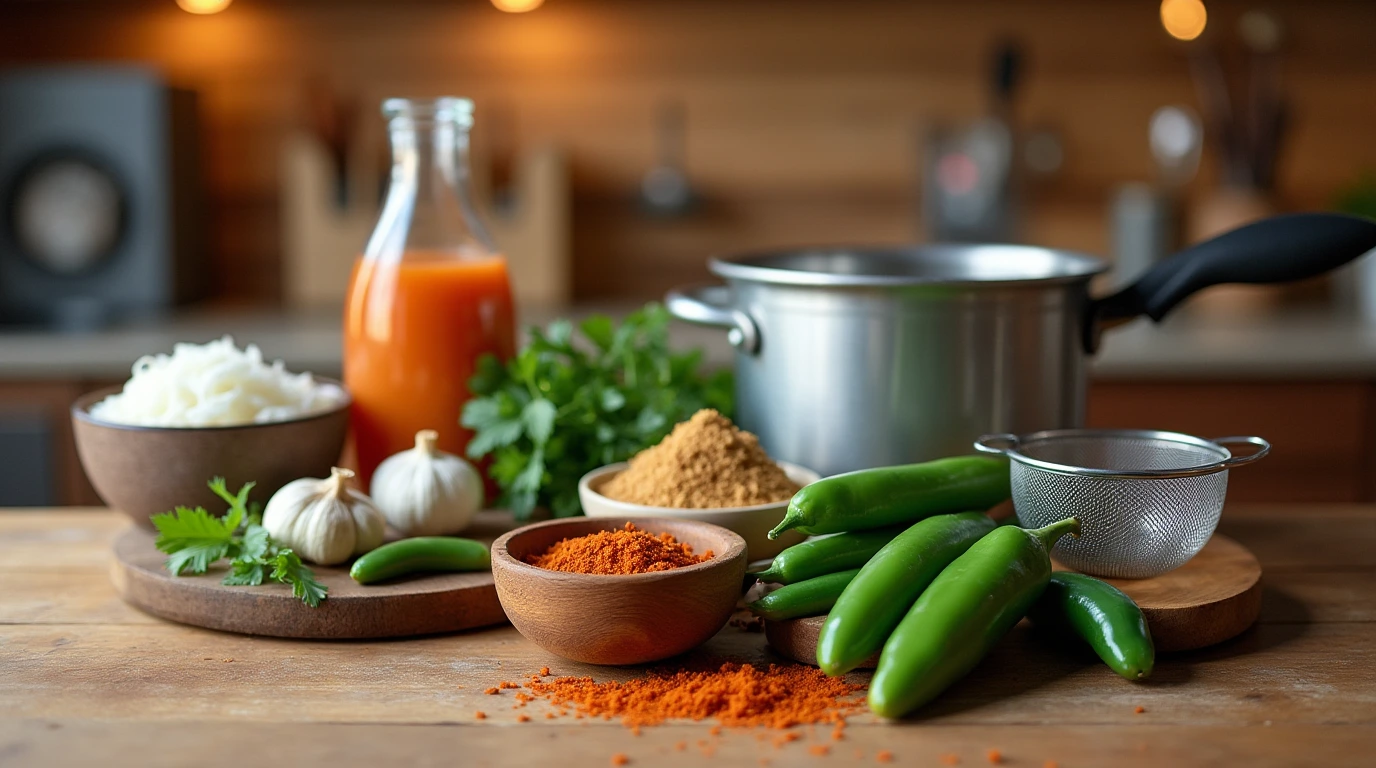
xmin=665 ymin=283 xmax=761 ymax=355
xmin=1085 ymin=212 xmax=1376 ymax=352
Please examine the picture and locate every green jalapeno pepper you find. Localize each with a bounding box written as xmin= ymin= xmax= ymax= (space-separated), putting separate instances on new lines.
xmin=753 ymin=526 xmax=906 ymax=584
xmin=768 ymin=456 xmax=1009 ymax=540
xmin=817 ymin=512 xmax=996 ymax=676
xmin=869 ymin=517 xmax=1080 ymax=719
xmin=747 ymin=569 xmax=859 ymax=621
xmin=349 ymin=537 xmax=491 ymax=584
xmin=1030 ymin=572 xmax=1155 ymax=680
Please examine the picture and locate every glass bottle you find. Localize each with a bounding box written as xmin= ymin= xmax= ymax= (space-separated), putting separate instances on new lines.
xmin=344 ymin=97 xmax=515 ymax=487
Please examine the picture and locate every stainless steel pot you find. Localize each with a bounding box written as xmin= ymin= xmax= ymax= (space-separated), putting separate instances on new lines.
xmin=667 ymin=213 xmax=1376 ymax=477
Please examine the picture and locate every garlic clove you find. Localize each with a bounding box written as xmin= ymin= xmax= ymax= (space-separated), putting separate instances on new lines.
xmin=263 ymin=467 xmax=387 ymax=565
xmin=372 ymin=429 xmax=484 ymax=536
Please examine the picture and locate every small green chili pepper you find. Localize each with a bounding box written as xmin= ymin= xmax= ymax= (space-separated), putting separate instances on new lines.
xmin=1030 ymin=572 xmax=1155 ymax=681
xmin=869 ymin=517 xmax=1080 ymax=719
xmin=747 ymin=569 xmax=860 ymax=621
xmin=349 ymin=537 xmax=491 ymax=584
xmin=753 ymin=526 xmax=906 ymax=584
xmin=768 ymin=456 xmax=1009 ymax=539
xmin=816 ymin=512 xmax=995 ymax=676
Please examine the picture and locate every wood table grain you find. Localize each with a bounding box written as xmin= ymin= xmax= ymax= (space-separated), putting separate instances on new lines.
xmin=1 ymin=506 xmax=1373 ymax=767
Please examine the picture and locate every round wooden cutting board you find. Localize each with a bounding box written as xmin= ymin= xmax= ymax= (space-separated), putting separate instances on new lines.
xmin=766 ymin=534 xmax=1263 ymax=665
xmin=110 ymin=514 xmax=512 ymax=639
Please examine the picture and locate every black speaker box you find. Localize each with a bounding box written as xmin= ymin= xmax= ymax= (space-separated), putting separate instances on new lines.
xmin=0 ymin=66 xmax=207 ymax=329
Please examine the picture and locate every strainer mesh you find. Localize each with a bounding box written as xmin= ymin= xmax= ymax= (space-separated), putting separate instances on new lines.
xmin=1010 ymin=434 xmax=1230 ymax=579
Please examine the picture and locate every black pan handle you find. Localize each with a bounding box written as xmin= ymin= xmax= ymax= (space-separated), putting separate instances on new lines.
xmin=1086 ymin=212 xmax=1376 ymax=352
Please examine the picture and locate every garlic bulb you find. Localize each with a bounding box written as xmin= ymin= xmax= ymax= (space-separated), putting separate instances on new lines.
xmin=371 ymin=429 xmax=484 ymax=536
xmin=263 ymin=467 xmax=386 ymax=565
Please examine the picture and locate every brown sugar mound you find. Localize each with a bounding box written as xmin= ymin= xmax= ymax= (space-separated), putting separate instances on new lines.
xmin=602 ymin=409 xmax=802 ymax=509
xmin=527 ymin=522 xmax=712 ymax=574
xmin=520 ymin=662 xmax=865 ymax=729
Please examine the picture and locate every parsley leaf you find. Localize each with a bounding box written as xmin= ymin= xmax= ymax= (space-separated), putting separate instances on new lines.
xmin=237 ymin=523 xmax=272 ymax=561
xmin=269 ymin=550 xmax=328 ymax=608
xmin=151 ymin=506 xmax=236 ymax=575
xmin=152 ymin=479 xmax=327 ymax=607
xmin=207 ymin=476 xmax=254 ymax=533
xmin=222 ymin=558 xmax=266 ymax=587
xmin=463 ymin=302 xmax=734 ymax=519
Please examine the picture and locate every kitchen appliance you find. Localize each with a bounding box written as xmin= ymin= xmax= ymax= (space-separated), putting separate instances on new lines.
xmin=921 ymin=42 xmax=1021 ymax=242
xmin=974 ymin=429 xmax=1269 ymax=579
xmin=0 ymin=67 xmax=206 ymax=329
xmin=666 ymin=213 xmax=1376 ymax=478
xmin=639 ymin=99 xmax=696 ymax=217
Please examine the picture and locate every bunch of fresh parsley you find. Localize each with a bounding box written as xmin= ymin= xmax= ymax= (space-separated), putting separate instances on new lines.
xmin=151 ymin=478 xmax=328 ymax=607
xmin=462 ymin=303 xmax=733 ymax=519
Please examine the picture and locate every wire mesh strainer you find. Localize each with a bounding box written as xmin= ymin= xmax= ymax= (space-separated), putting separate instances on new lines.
xmin=974 ymin=429 xmax=1270 ymax=579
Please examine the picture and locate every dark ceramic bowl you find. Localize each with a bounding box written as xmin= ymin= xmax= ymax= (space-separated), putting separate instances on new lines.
xmin=71 ymin=382 xmax=350 ymax=529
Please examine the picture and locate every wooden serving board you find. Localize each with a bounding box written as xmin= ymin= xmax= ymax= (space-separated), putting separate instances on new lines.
xmin=110 ymin=511 xmax=513 ymax=639
xmin=766 ymin=534 xmax=1263 ymax=665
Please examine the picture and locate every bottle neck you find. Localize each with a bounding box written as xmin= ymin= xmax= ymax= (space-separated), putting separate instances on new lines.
xmin=368 ymin=113 xmax=496 ymax=262
xmin=389 ymin=118 xmax=471 ymax=208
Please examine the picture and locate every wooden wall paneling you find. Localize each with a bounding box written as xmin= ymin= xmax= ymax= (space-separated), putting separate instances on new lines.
xmin=1 ymin=0 xmax=1373 ymax=302
xmin=1086 ymin=381 xmax=1368 ymax=503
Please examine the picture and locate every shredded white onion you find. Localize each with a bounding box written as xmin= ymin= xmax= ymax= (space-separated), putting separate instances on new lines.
xmin=89 ymin=336 xmax=347 ymax=427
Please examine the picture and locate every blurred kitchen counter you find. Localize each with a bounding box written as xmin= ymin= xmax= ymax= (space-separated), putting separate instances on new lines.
xmin=4 ymin=303 xmax=1375 ymax=507
xmin=3 ymin=304 xmax=1376 ymax=381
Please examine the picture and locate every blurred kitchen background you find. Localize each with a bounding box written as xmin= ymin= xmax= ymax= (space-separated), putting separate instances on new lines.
xmin=2 ymin=0 xmax=1375 ymax=506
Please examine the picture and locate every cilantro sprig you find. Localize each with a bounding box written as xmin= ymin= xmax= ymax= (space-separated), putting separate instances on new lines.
xmin=151 ymin=478 xmax=327 ymax=607
xmin=462 ymin=303 xmax=733 ymax=520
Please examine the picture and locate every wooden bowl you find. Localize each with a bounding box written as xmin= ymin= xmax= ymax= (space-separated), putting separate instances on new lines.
xmin=578 ymin=462 xmax=817 ymax=560
xmin=71 ymin=383 xmax=350 ymax=529
xmin=491 ymin=517 xmax=747 ymax=665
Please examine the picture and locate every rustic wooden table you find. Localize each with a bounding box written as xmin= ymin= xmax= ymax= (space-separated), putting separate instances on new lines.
xmin=1 ymin=506 xmax=1372 ymax=767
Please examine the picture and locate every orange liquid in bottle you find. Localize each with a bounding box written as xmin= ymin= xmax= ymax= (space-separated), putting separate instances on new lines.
xmin=343 ymin=251 xmax=515 ymax=487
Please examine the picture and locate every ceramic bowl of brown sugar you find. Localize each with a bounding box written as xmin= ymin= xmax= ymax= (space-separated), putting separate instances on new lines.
xmin=491 ymin=517 xmax=747 ymax=665
xmin=580 ymin=461 xmax=817 ymax=560
xmin=578 ymin=409 xmax=820 ymax=560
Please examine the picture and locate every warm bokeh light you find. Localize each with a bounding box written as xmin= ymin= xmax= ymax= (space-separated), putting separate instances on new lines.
xmin=1160 ymin=0 xmax=1208 ymax=41
xmin=492 ymin=0 xmax=545 ymax=12
xmin=176 ymin=0 xmax=232 ymax=14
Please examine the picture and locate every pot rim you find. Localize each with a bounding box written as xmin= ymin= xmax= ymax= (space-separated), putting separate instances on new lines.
xmin=709 ymin=243 xmax=1107 ymax=288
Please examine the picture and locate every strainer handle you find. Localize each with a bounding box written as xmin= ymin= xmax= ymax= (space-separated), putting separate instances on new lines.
xmin=1211 ymin=436 xmax=1271 ymax=467
xmin=974 ymin=433 xmax=1020 ymax=456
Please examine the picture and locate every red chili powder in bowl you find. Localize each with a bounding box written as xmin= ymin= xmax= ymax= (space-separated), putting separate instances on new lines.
xmin=527 ymin=522 xmax=712 ymax=575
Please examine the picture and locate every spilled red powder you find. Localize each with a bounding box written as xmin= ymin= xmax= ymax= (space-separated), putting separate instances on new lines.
xmin=774 ymin=732 xmax=802 ymax=747
xmin=517 ymin=662 xmax=864 ymax=729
